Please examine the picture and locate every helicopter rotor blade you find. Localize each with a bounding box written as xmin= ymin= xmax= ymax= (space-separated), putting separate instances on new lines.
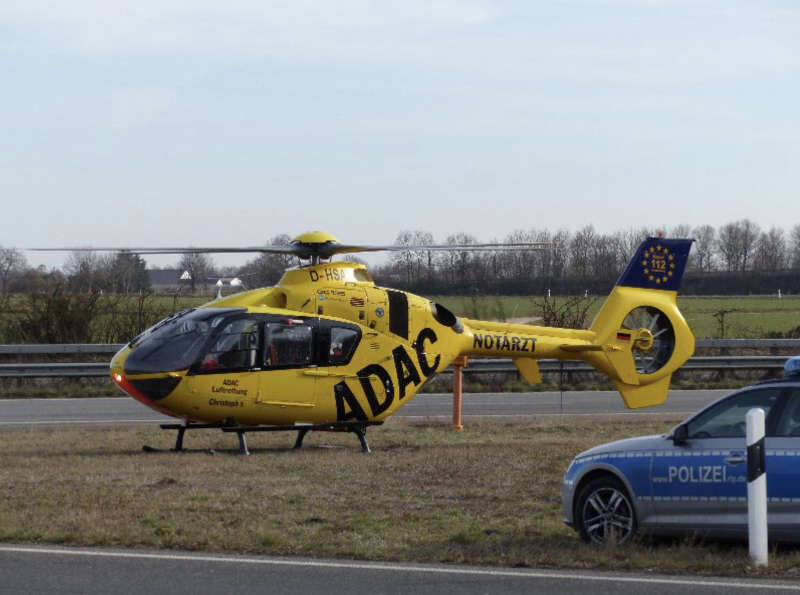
xmin=29 ymin=241 xmax=551 ymax=260
xmin=30 ymin=245 xmax=305 ymax=256
xmin=316 ymin=242 xmax=551 ymax=257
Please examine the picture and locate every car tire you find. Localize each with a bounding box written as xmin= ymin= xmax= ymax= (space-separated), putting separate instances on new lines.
xmin=575 ymin=476 xmax=637 ymax=545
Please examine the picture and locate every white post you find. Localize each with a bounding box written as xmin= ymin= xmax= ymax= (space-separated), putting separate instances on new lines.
xmin=747 ymin=408 xmax=768 ymax=566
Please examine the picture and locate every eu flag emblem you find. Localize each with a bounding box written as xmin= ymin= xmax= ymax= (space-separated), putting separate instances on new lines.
xmin=617 ymin=237 xmax=693 ymax=291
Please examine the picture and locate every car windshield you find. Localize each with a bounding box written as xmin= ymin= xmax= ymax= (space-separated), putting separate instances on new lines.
xmin=124 ymin=308 xmax=244 ymax=374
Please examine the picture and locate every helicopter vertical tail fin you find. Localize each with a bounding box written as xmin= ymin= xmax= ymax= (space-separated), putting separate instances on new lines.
xmin=581 ymin=237 xmax=695 ymax=408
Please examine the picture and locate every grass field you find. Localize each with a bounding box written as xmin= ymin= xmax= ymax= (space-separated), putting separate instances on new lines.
xmin=678 ymin=297 xmax=800 ymax=339
xmin=432 ymin=295 xmax=800 ymax=339
xmin=2 ymin=416 xmax=799 ymax=577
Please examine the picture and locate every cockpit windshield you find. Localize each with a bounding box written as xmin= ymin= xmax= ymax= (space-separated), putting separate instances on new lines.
xmin=124 ymin=308 xmax=244 ymax=375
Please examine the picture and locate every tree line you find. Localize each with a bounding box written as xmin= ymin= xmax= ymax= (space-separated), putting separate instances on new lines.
xmin=2 ymin=219 xmax=800 ymax=297
xmin=0 ymin=250 xmax=151 ymax=295
xmin=374 ymin=221 xmax=800 ymax=295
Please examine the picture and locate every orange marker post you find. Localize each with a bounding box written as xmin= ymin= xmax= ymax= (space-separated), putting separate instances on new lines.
xmin=452 ymin=356 xmax=468 ymax=430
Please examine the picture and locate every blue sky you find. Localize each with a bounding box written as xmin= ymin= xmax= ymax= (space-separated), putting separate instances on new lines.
xmin=2 ymin=1 xmax=798 ymax=269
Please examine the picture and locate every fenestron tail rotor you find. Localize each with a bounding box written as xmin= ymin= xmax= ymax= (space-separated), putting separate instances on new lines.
xmin=621 ymin=306 xmax=676 ymax=375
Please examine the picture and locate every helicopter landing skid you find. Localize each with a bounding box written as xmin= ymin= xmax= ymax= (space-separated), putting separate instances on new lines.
xmin=149 ymin=419 xmax=383 ymax=455
xmin=228 ymin=421 xmax=384 ymax=454
xmin=146 ymin=420 xmax=240 ymax=454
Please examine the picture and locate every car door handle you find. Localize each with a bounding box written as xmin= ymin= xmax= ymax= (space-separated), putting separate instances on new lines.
xmin=724 ymin=454 xmax=745 ymax=465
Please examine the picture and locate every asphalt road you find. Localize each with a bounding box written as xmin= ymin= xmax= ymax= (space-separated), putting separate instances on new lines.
xmin=1 ymin=545 xmax=799 ymax=595
xmin=0 ymin=389 xmax=728 ymax=426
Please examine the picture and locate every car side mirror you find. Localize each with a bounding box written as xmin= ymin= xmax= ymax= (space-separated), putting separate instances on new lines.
xmin=671 ymin=424 xmax=689 ymax=445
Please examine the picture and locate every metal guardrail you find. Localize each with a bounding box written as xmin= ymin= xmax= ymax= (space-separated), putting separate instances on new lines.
xmin=0 ymin=344 xmax=124 ymax=355
xmin=0 ymin=363 xmax=110 ymax=377
xmin=2 ymin=339 xmax=799 ymax=356
xmin=0 ymin=340 xmax=798 ymax=378
xmin=0 ymin=344 xmax=123 ymax=377
xmin=459 ymin=356 xmax=789 ymax=375
xmin=0 ymin=357 xmax=791 ymax=378
xmin=696 ymin=339 xmax=800 ymax=349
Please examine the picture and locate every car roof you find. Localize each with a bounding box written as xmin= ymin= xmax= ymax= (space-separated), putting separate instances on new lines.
xmin=752 ymin=376 xmax=800 ymax=387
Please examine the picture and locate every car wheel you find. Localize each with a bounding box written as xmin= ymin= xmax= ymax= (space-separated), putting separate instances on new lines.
xmin=576 ymin=476 xmax=637 ymax=545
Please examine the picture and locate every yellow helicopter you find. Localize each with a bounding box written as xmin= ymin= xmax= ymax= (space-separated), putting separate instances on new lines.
xmin=44 ymin=232 xmax=695 ymax=453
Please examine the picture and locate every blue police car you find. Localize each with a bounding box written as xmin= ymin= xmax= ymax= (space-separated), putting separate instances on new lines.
xmin=562 ymin=358 xmax=800 ymax=544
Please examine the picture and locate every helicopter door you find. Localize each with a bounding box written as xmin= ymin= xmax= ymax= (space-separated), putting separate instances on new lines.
xmin=256 ymin=319 xmax=317 ymax=424
xmin=306 ymin=321 xmax=365 ymax=422
xmin=185 ymin=316 xmax=262 ymax=415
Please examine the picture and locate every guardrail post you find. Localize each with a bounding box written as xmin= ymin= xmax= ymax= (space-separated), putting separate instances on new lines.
xmin=452 ymin=356 xmax=467 ymax=430
xmin=747 ymin=407 xmax=768 ymax=566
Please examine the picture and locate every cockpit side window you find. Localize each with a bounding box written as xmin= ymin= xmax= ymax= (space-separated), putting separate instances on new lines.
xmin=328 ymin=327 xmax=359 ymax=365
xmin=199 ymin=317 xmax=261 ymax=372
xmin=686 ymin=388 xmax=781 ymax=438
xmin=264 ymin=323 xmax=313 ymax=368
xmin=775 ymin=389 xmax=800 ymax=437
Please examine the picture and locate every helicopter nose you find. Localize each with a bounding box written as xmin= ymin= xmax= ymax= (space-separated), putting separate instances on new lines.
xmin=110 ymin=346 xmax=181 ymax=407
xmin=112 ymin=373 xmax=182 ymax=403
xmin=110 ymin=345 xmax=128 ymax=377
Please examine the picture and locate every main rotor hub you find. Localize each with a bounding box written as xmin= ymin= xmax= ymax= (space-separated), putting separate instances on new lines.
xmin=290 ymin=232 xmax=342 ymax=265
xmin=291 ymin=231 xmax=341 ymax=246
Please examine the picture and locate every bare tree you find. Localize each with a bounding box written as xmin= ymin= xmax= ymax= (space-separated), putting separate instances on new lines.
xmin=739 ymin=219 xmax=760 ymax=272
xmin=110 ymin=252 xmax=150 ymax=293
xmin=591 ymin=232 xmax=619 ymax=279
xmin=413 ymin=230 xmax=436 ymax=281
xmin=0 ymin=247 xmax=27 ymax=294
xmin=669 ymin=223 xmax=692 ymax=238
xmin=569 ymin=225 xmax=597 ymax=279
xmin=238 ymin=234 xmax=295 ymax=287
xmin=63 ymin=251 xmax=113 ymax=292
xmin=439 ymin=233 xmax=478 ymax=283
xmin=535 ymin=294 xmax=596 ymax=329
xmin=500 ymin=229 xmax=536 ymax=281
xmin=716 ymin=220 xmax=759 ymax=272
xmin=753 ymin=227 xmax=787 ymax=272
xmin=690 ymin=225 xmax=716 ymax=272
xmin=390 ymin=230 xmax=416 ymax=284
xmin=716 ymin=222 xmax=741 ymax=272
xmin=789 ymin=224 xmax=800 ymax=269
xmin=530 ymin=228 xmax=563 ymax=283
xmin=549 ymin=229 xmax=571 ymax=281
xmin=389 ymin=230 xmax=435 ymax=284
xmin=615 ymin=228 xmax=651 ymax=267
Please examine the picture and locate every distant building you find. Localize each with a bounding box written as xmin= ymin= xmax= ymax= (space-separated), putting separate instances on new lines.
xmin=147 ymin=269 xmax=185 ymax=291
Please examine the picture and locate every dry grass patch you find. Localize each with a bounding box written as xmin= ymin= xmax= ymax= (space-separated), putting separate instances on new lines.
xmin=2 ymin=417 xmax=800 ymax=577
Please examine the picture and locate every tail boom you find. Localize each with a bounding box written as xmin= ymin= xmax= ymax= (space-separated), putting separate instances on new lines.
xmin=463 ymin=318 xmax=596 ymax=359
xmin=455 ymin=237 xmax=695 ymax=409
